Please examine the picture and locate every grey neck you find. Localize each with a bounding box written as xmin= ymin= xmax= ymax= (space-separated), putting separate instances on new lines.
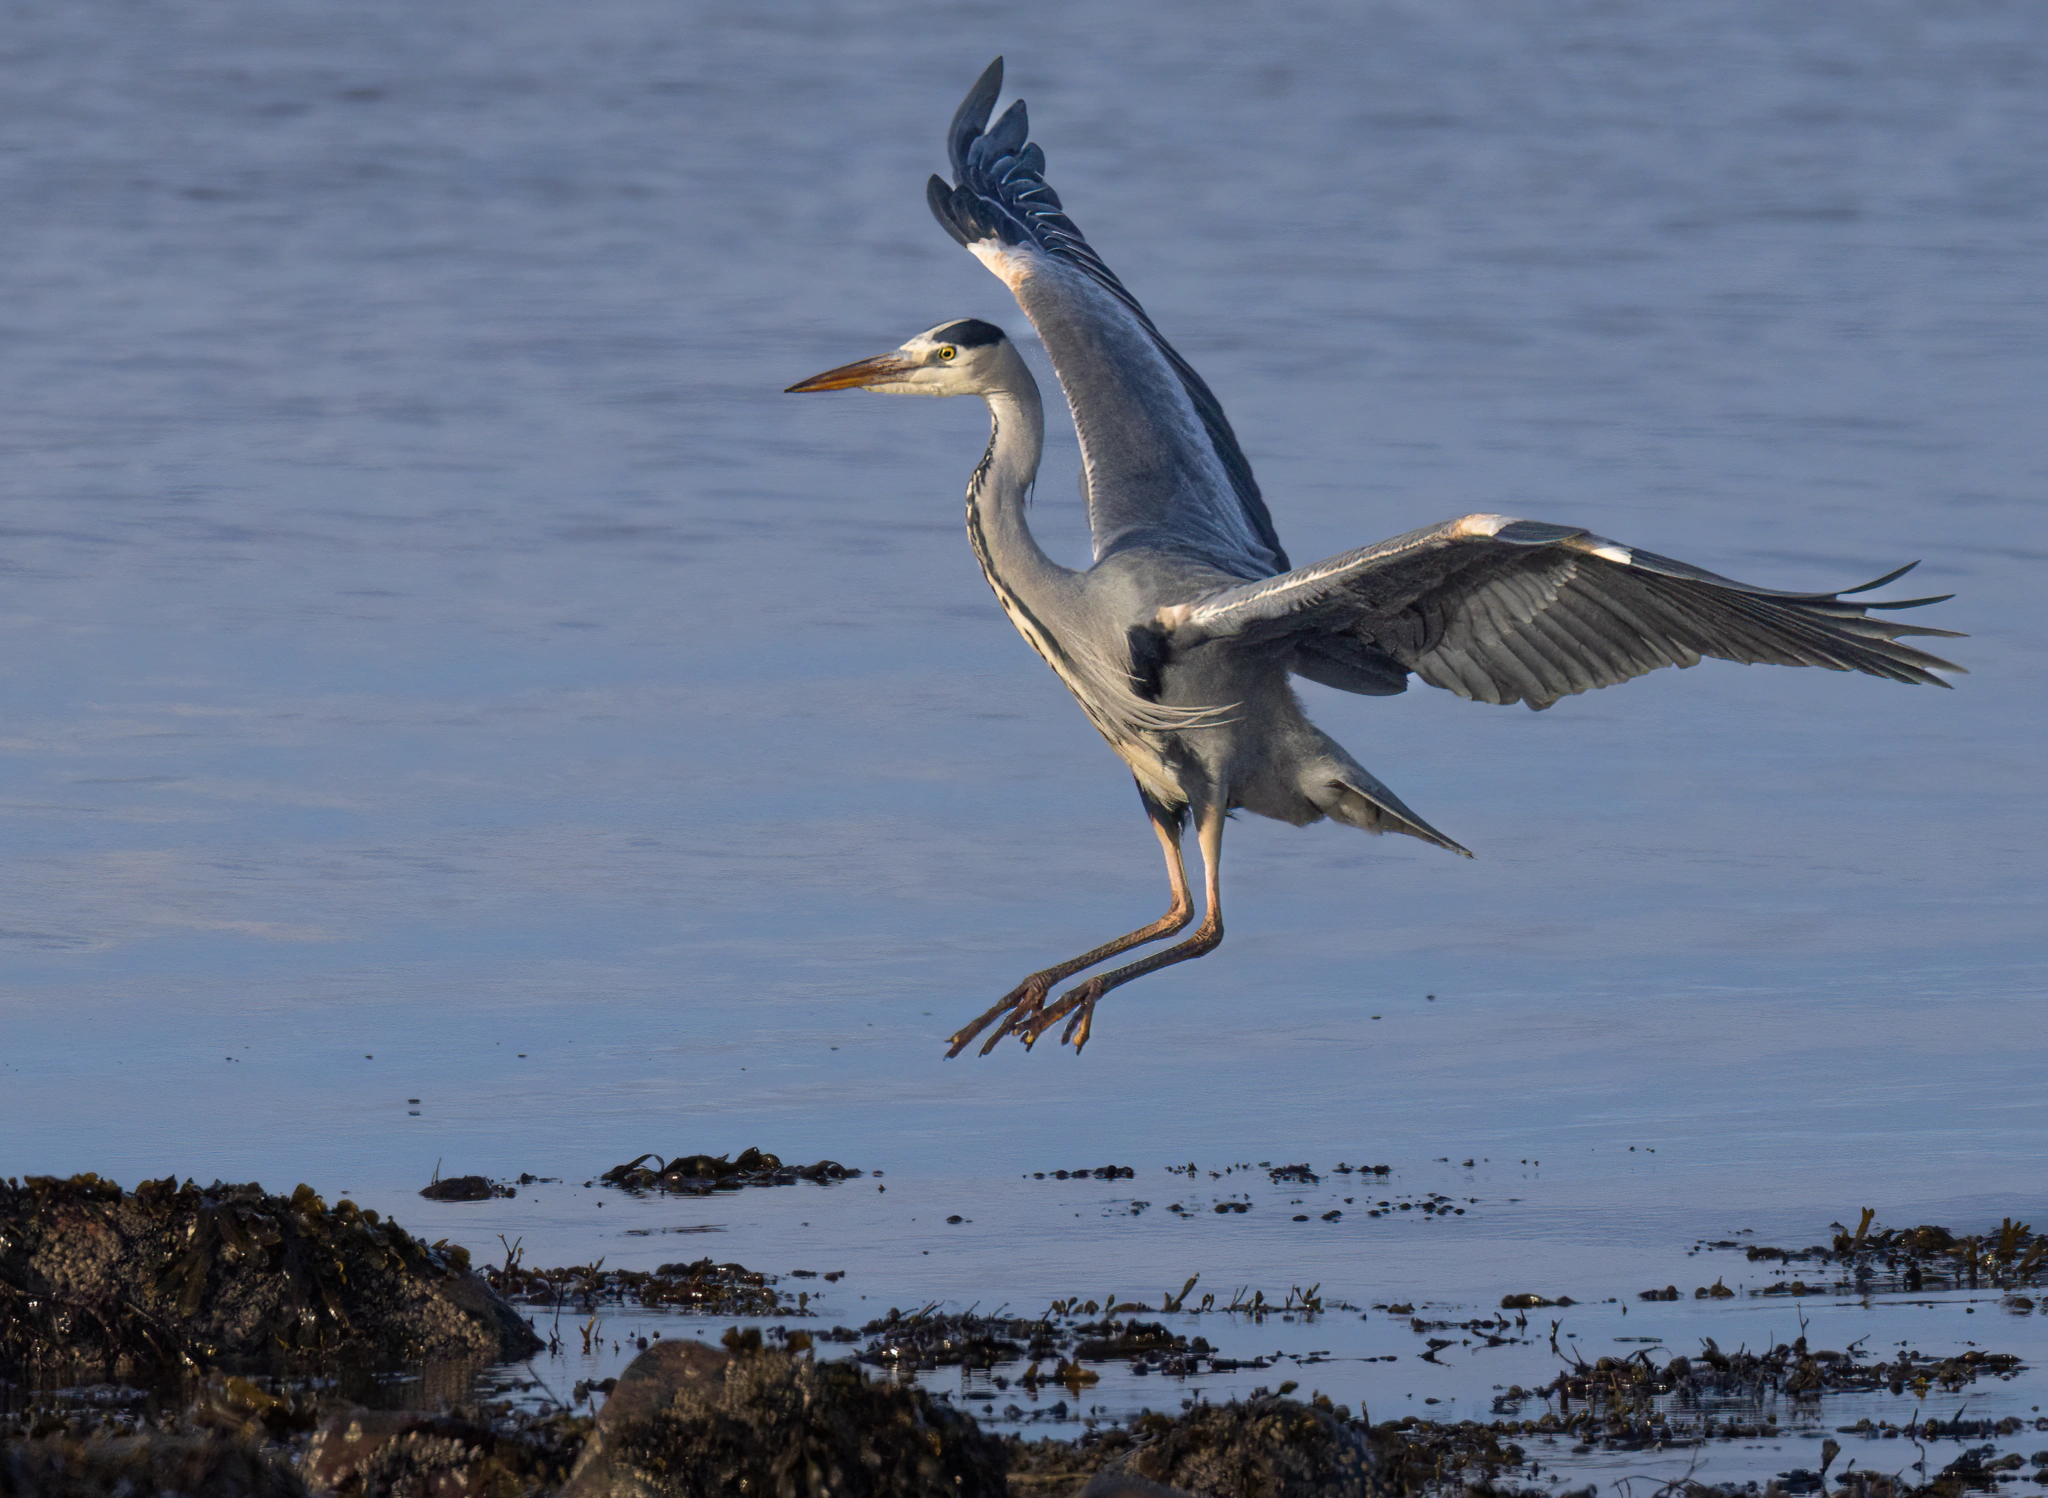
xmin=964 ymin=352 xmax=1069 ymax=607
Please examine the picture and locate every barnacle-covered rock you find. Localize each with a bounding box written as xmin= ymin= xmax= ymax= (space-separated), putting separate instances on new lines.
xmin=1096 ymin=1397 xmax=1378 ymax=1498
xmin=562 ymin=1331 xmax=1006 ymax=1497
xmin=301 ymin=1405 xmax=591 ymax=1497
xmin=0 ymin=1427 xmax=307 ymax=1497
xmin=0 ymin=1173 xmax=541 ymax=1378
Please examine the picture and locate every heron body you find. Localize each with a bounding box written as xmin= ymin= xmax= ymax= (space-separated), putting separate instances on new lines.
xmin=788 ymin=60 xmax=1963 ymax=1056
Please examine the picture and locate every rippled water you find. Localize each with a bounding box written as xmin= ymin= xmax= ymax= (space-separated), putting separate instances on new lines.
xmin=4 ymin=0 xmax=2045 ymax=1485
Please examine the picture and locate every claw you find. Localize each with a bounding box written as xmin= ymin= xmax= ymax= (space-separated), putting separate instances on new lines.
xmin=977 ymin=1002 xmax=1036 ymax=1057
xmin=946 ymin=976 xmax=1053 ymax=1058
xmin=1061 ymin=996 xmax=1097 ymax=1051
xmin=945 ymin=994 xmax=1016 ymax=1058
xmin=1021 ymin=985 xmax=1086 ymax=1048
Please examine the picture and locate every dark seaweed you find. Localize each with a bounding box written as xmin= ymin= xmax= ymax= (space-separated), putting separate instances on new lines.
xmin=598 ymin=1148 xmax=860 ymax=1196
xmin=0 ymin=1174 xmax=537 ymax=1380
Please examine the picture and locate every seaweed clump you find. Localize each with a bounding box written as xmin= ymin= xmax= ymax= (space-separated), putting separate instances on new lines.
xmin=0 ymin=1173 xmax=539 ymax=1379
xmin=1704 ymin=1211 xmax=2045 ymax=1297
xmin=1484 ymin=1334 xmax=2029 ymax=1455
xmin=599 ymin=1149 xmax=859 ymax=1196
xmin=484 ymin=1256 xmax=801 ymax=1318
xmin=1007 ymin=1392 xmax=1386 ymax=1497
xmin=856 ymin=1307 xmax=1048 ymax=1372
xmin=1111 ymin=1395 xmax=1376 ymax=1495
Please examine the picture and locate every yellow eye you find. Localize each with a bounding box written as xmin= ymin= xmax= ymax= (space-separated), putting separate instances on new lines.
xmin=938 ymin=346 xmax=957 ymax=360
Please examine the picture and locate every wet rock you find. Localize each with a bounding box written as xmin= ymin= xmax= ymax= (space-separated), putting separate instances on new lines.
xmin=599 ymin=1148 xmax=860 ymax=1196
xmin=1080 ymin=1474 xmax=1195 ymax=1498
xmin=300 ymin=1405 xmax=591 ymax=1497
xmin=0 ymin=1428 xmax=306 ymax=1497
xmin=1366 ymin=1415 xmax=1529 ymax=1493
xmin=0 ymin=1173 xmax=541 ymax=1378
xmin=303 ymin=1409 xmax=495 ymax=1494
xmin=417 ymin=1176 xmax=512 ymax=1202
xmin=563 ymin=1332 xmax=1006 ymax=1497
xmin=1095 ymin=1397 xmax=1376 ymax=1497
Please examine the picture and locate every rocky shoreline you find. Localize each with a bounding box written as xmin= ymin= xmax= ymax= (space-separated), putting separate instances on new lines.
xmin=6 ymin=1173 xmax=2044 ymax=1497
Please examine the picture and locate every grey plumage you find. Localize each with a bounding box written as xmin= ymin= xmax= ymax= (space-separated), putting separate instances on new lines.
xmin=928 ymin=59 xmax=1287 ymax=577
xmin=788 ymin=58 xmax=1964 ymax=1057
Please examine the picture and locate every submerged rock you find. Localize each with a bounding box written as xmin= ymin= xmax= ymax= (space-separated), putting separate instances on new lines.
xmin=563 ymin=1331 xmax=1006 ymax=1497
xmin=0 ymin=1173 xmax=541 ymax=1378
xmin=418 ymin=1175 xmax=514 ymax=1202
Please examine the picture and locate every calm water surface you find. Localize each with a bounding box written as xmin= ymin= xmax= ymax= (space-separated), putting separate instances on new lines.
xmin=3 ymin=0 xmax=2045 ymax=1483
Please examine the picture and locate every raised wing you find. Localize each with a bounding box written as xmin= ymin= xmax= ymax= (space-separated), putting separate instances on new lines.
xmin=927 ymin=59 xmax=1288 ymax=579
xmin=1156 ymin=514 xmax=1964 ymax=710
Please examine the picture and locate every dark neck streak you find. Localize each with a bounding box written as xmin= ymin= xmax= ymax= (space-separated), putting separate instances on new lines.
xmin=961 ymin=383 xmax=1114 ymax=739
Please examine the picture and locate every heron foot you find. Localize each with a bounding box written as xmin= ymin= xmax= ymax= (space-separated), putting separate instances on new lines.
xmin=1020 ymin=977 xmax=1105 ymax=1053
xmin=944 ymin=975 xmax=1053 ymax=1059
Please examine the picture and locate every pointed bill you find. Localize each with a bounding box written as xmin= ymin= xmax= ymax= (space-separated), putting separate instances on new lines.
xmin=785 ymin=354 xmax=917 ymax=393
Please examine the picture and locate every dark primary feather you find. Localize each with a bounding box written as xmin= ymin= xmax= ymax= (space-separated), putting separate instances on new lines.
xmin=1167 ymin=516 xmax=1964 ymax=711
xmin=926 ymin=57 xmax=1289 ymax=574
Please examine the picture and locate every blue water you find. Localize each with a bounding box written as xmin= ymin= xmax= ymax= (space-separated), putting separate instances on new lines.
xmin=4 ymin=0 xmax=2046 ymax=1484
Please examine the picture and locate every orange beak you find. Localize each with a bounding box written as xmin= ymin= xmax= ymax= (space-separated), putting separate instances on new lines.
xmin=785 ymin=353 xmax=917 ymax=393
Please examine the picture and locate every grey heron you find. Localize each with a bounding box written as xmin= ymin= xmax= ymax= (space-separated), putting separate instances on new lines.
xmin=787 ymin=59 xmax=1963 ymax=1057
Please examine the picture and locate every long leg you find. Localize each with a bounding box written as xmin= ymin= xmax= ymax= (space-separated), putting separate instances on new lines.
xmin=945 ymin=786 xmax=1194 ymax=1058
xmin=1021 ymin=796 xmax=1227 ymax=1054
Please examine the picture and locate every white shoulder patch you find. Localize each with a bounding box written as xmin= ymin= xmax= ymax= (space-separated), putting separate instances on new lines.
xmin=1452 ymin=513 xmax=1518 ymax=538
xmin=1563 ymin=533 xmax=1635 ymax=565
xmin=968 ymin=238 xmax=1034 ymax=292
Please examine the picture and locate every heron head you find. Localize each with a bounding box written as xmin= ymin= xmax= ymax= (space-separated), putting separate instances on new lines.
xmin=786 ymin=319 xmax=1010 ymax=397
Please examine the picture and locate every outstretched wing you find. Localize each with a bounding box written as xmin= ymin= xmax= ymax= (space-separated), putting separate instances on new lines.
xmin=927 ymin=59 xmax=1288 ymax=579
xmin=1156 ymin=514 xmax=1964 ymax=711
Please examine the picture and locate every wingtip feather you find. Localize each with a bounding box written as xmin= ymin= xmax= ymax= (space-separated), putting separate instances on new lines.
xmin=1838 ymin=560 xmax=1919 ymax=595
xmin=926 ymin=174 xmax=969 ymax=246
xmin=948 ymin=58 xmax=1004 ymax=177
